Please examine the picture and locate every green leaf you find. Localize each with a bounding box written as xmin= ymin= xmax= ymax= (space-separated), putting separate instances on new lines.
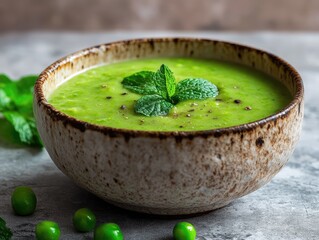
xmin=0 ymin=80 xmax=16 ymax=112
xmin=0 ymin=216 xmax=12 ymax=240
xmin=0 ymin=73 xmax=42 ymax=147
xmin=122 ymin=71 xmax=157 ymax=95
xmin=135 ymin=95 xmax=174 ymax=116
xmin=16 ymin=75 xmax=37 ymax=94
xmin=0 ymin=118 xmax=25 ymax=146
xmin=0 ymin=89 xmax=13 ymax=112
xmin=2 ymin=111 xmax=42 ymax=147
xmin=0 ymin=74 xmax=36 ymax=112
xmin=14 ymin=75 xmax=37 ymax=111
xmin=160 ymin=64 xmax=175 ymax=98
xmin=174 ymin=78 xmax=219 ymax=103
xmin=153 ymin=64 xmax=172 ymax=100
xmin=0 ymin=74 xmax=11 ymax=85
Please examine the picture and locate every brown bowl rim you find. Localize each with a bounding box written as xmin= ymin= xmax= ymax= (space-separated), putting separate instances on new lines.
xmin=34 ymin=37 xmax=304 ymax=138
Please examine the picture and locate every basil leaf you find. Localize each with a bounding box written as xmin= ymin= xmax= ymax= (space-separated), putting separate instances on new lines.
xmin=174 ymin=78 xmax=219 ymax=103
xmin=122 ymin=71 xmax=158 ymax=95
xmin=135 ymin=95 xmax=174 ymax=117
xmin=0 ymin=216 xmax=12 ymax=240
xmin=2 ymin=111 xmax=42 ymax=147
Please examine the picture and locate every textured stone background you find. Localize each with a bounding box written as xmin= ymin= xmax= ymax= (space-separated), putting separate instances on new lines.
xmin=0 ymin=32 xmax=318 ymax=239
xmin=1 ymin=0 xmax=319 ymax=31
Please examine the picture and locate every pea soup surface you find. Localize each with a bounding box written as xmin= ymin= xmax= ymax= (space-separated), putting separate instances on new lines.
xmin=48 ymin=58 xmax=292 ymax=131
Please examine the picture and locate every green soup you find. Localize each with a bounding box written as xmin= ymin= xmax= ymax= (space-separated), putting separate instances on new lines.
xmin=48 ymin=58 xmax=292 ymax=131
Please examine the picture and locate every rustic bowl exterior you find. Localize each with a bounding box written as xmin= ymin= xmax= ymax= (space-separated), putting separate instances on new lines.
xmin=34 ymin=38 xmax=304 ymax=215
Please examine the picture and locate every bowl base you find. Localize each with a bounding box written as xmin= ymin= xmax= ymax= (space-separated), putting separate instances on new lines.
xmin=106 ymin=199 xmax=232 ymax=216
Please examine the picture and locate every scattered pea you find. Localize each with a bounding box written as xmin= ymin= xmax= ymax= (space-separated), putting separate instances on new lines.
xmin=73 ymin=208 xmax=96 ymax=232
xmin=94 ymin=223 xmax=124 ymax=240
xmin=11 ymin=186 xmax=37 ymax=216
xmin=173 ymin=222 xmax=196 ymax=240
xmin=35 ymin=220 xmax=61 ymax=240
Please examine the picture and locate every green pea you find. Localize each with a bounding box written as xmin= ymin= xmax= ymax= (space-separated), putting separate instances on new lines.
xmin=35 ymin=220 xmax=61 ymax=240
xmin=94 ymin=223 xmax=124 ymax=240
xmin=11 ymin=186 xmax=37 ymax=216
xmin=173 ymin=222 xmax=196 ymax=240
xmin=72 ymin=208 xmax=96 ymax=232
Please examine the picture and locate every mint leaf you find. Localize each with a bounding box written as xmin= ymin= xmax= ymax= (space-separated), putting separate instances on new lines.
xmin=160 ymin=64 xmax=175 ymax=98
xmin=122 ymin=71 xmax=157 ymax=95
xmin=0 ymin=76 xmax=16 ymax=111
xmin=0 ymin=216 xmax=12 ymax=240
xmin=16 ymin=75 xmax=37 ymax=93
xmin=0 ymin=75 xmax=37 ymax=112
xmin=0 ymin=74 xmax=42 ymax=147
xmin=174 ymin=78 xmax=219 ymax=103
xmin=2 ymin=111 xmax=42 ymax=147
xmin=0 ymin=118 xmax=25 ymax=146
xmin=153 ymin=64 xmax=171 ymax=100
xmin=135 ymin=95 xmax=174 ymax=117
xmin=14 ymin=75 xmax=39 ymax=110
xmin=0 ymin=88 xmax=14 ymax=111
xmin=0 ymin=74 xmax=11 ymax=85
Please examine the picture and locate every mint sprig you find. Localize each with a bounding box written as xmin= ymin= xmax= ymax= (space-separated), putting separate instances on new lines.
xmin=0 ymin=74 xmax=42 ymax=147
xmin=122 ymin=64 xmax=219 ymax=116
xmin=0 ymin=216 xmax=12 ymax=240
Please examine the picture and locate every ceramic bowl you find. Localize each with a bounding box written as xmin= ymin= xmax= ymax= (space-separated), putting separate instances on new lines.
xmin=34 ymin=38 xmax=304 ymax=215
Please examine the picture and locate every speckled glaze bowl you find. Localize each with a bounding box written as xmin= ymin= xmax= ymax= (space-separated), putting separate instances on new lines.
xmin=34 ymin=38 xmax=304 ymax=215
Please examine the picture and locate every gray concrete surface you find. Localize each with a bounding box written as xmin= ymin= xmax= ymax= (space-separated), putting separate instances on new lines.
xmin=0 ymin=32 xmax=318 ymax=239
